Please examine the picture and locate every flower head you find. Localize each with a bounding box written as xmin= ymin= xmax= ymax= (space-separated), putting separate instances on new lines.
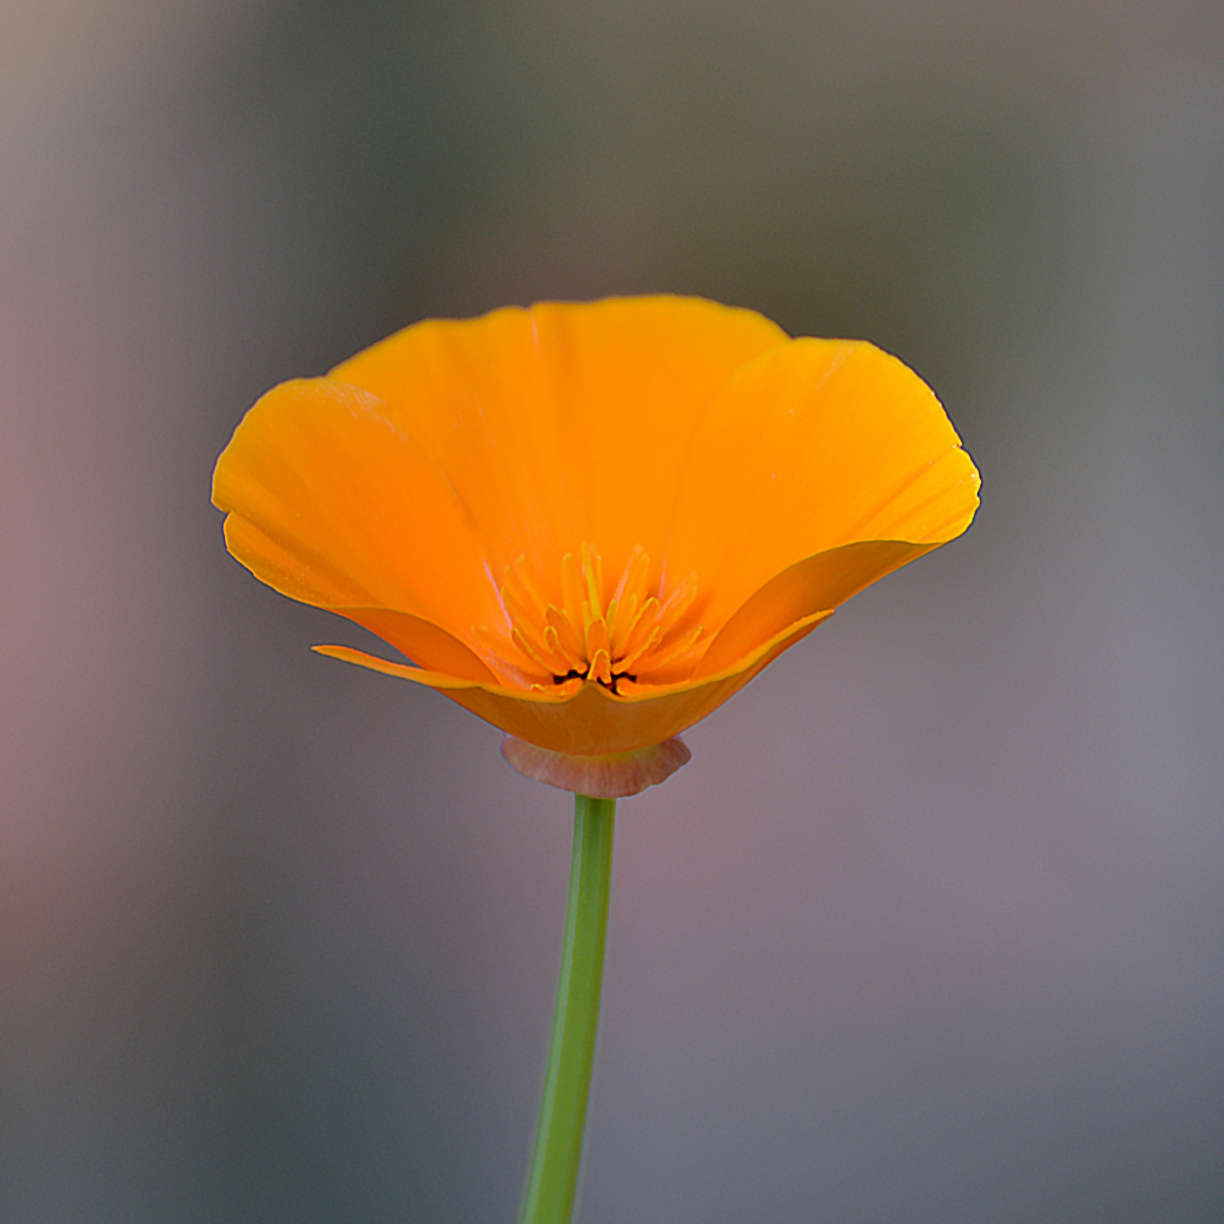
xmin=213 ymin=296 xmax=978 ymax=780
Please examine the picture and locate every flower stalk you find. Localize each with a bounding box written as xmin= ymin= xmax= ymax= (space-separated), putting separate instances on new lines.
xmin=520 ymin=794 xmax=616 ymax=1224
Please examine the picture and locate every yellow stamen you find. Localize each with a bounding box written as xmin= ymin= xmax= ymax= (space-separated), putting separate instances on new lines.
xmin=585 ymin=615 xmax=611 ymax=664
xmin=545 ymin=605 xmax=586 ymax=669
xmin=617 ymin=624 xmax=662 ymax=674
xmin=618 ymin=597 xmax=660 ymax=660
xmin=608 ymin=550 xmax=649 ymax=654
xmin=636 ymin=623 xmax=704 ymax=675
xmin=588 ymin=647 xmax=612 ymax=686
xmin=581 ymin=542 xmax=604 ymax=617
xmin=498 ymin=544 xmax=705 ymax=692
xmin=656 ymin=573 xmax=697 ymax=635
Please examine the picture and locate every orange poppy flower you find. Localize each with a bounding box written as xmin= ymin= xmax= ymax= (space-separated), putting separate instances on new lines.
xmin=212 ymin=296 xmax=978 ymax=790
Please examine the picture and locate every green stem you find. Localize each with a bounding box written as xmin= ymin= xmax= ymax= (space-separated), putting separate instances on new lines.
xmin=520 ymin=794 xmax=617 ymax=1224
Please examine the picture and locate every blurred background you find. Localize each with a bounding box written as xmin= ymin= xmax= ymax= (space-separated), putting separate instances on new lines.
xmin=3 ymin=1 xmax=1223 ymax=1220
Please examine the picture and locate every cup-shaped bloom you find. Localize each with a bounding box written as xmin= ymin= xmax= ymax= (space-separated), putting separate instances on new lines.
xmin=213 ymin=296 xmax=979 ymax=765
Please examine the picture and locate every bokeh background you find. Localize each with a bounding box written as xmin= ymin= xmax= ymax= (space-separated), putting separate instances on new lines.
xmin=3 ymin=2 xmax=1223 ymax=1221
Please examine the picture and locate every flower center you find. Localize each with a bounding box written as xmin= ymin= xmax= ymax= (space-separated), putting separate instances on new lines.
xmin=498 ymin=544 xmax=704 ymax=695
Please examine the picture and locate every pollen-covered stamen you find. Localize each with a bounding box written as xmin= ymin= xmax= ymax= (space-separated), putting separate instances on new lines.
xmin=499 ymin=544 xmax=706 ymax=693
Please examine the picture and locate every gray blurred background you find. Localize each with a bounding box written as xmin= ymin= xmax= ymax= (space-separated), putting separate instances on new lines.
xmin=3 ymin=2 xmax=1223 ymax=1221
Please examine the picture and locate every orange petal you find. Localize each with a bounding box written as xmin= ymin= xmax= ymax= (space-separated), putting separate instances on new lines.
xmin=326 ymin=297 xmax=789 ymax=597
xmin=313 ymin=645 xmax=489 ymax=690
xmin=314 ymin=610 xmax=830 ymax=756
xmin=666 ymin=338 xmax=980 ymax=635
xmin=334 ymin=607 xmax=499 ymax=683
xmin=694 ymin=540 xmax=932 ymax=679
xmin=212 ymin=378 xmax=500 ymax=641
xmin=560 ymin=552 xmax=586 ymax=629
